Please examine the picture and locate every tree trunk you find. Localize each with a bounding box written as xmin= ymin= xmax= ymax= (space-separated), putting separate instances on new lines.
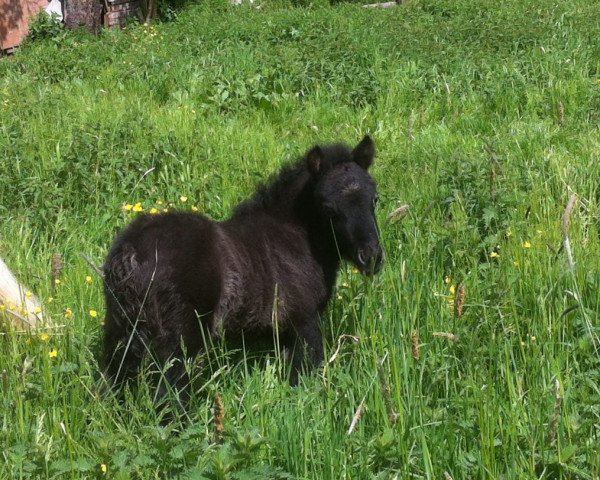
xmin=64 ymin=0 xmax=103 ymax=33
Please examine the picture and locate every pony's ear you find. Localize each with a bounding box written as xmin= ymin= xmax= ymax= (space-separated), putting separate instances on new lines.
xmin=352 ymin=135 xmax=375 ymax=170
xmin=306 ymin=146 xmax=329 ymax=175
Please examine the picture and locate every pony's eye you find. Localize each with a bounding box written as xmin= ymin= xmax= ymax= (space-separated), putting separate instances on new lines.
xmin=323 ymin=202 xmax=337 ymax=217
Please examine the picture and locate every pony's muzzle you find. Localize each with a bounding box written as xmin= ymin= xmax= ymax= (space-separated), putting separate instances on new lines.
xmin=356 ymin=245 xmax=384 ymax=275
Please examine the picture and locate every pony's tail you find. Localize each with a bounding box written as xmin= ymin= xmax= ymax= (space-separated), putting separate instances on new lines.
xmin=102 ymin=243 xmax=149 ymax=386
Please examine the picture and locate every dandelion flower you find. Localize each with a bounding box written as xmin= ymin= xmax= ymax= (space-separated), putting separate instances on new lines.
xmin=85 ymin=275 xmax=93 ymax=284
xmin=89 ymin=309 xmax=98 ymax=318
xmin=34 ymin=306 xmax=42 ymax=314
xmin=25 ymin=291 xmax=33 ymax=297
xmin=149 ymin=207 xmax=159 ymax=214
xmin=49 ymin=348 xmax=58 ymax=358
xmin=123 ymin=203 xmax=133 ymax=211
xmin=191 ymin=205 xmax=199 ymax=212
xmin=523 ymin=241 xmax=531 ymax=248
xmin=132 ymin=202 xmax=143 ymax=212
xmin=489 ymin=251 xmax=499 ymax=258
xmin=156 ymin=200 xmax=163 ymax=205
xmin=64 ymin=308 xmax=73 ymax=318
xmin=39 ymin=332 xmax=50 ymax=341
xmin=54 ymin=279 xmax=61 ymax=285
xmin=100 ymin=464 xmax=107 ymax=474
xmin=180 ymin=196 xmax=188 ymax=203
xmin=447 ymin=284 xmax=456 ymax=311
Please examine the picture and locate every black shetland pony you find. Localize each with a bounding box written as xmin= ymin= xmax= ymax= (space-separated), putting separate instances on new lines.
xmin=102 ymin=136 xmax=383 ymax=403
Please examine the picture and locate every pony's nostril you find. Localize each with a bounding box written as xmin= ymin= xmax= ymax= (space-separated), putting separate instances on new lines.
xmin=357 ymin=250 xmax=366 ymax=265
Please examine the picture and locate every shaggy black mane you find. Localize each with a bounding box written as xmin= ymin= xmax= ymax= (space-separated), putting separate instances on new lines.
xmin=232 ymin=143 xmax=354 ymax=217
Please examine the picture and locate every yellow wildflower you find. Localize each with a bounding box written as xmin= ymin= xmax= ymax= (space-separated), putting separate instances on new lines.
xmin=25 ymin=291 xmax=33 ymax=297
xmin=64 ymin=308 xmax=73 ymax=318
xmin=444 ymin=276 xmax=451 ymax=284
xmin=39 ymin=333 xmax=50 ymax=341
xmin=48 ymin=297 xmax=54 ymax=303
xmin=523 ymin=241 xmax=531 ymax=248
xmin=123 ymin=203 xmax=133 ymax=211
xmin=0 ymin=303 xmax=5 ymax=310
xmin=156 ymin=200 xmax=163 ymax=205
xmin=506 ymin=229 xmax=512 ymax=238
xmin=89 ymin=309 xmax=98 ymax=318
xmin=85 ymin=275 xmax=93 ymax=284
xmin=100 ymin=464 xmax=107 ymax=474
xmin=191 ymin=205 xmax=199 ymax=212
xmin=132 ymin=202 xmax=143 ymax=212
xmin=54 ymin=279 xmax=61 ymax=285
xmin=49 ymin=348 xmax=58 ymax=358
xmin=489 ymin=251 xmax=499 ymax=258
xmin=149 ymin=207 xmax=159 ymax=214
xmin=180 ymin=196 xmax=188 ymax=203
xmin=447 ymin=284 xmax=456 ymax=311
xmin=34 ymin=306 xmax=42 ymax=314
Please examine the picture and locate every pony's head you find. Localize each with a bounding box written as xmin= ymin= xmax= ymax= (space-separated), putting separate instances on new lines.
xmin=307 ymin=136 xmax=383 ymax=275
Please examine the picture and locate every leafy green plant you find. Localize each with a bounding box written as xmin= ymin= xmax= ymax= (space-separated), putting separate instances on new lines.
xmin=26 ymin=11 xmax=67 ymax=44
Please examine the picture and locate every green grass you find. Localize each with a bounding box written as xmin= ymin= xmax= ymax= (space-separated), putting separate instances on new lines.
xmin=1 ymin=0 xmax=600 ymax=477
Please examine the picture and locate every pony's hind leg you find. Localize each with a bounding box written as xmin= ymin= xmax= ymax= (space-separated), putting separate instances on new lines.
xmin=152 ymin=342 xmax=193 ymax=409
xmin=102 ymin=302 xmax=146 ymax=387
xmin=148 ymin=299 xmax=205 ymax=413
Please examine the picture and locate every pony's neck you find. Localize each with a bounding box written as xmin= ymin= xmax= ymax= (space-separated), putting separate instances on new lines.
xmin=231 ymin=165 xmax=341 ymax=281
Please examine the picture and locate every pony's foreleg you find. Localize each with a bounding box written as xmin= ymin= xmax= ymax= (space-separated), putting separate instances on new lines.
xmin=287 ymin=315 xmax=324 ymax=385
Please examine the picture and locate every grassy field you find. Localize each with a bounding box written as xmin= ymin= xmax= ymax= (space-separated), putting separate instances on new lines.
xmin=1 ymin=0 xmax=600 ymax=477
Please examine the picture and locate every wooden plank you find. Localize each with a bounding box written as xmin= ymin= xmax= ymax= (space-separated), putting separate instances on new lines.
xmin=0 ymin=256 xmax=47 ymax=329
xmin=0 ymin=0 xmax=49 ymax=50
